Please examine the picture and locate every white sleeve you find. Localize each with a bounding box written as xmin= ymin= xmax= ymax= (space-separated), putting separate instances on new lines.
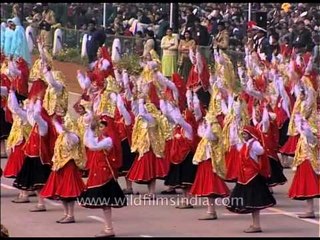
xmin=141 ymin=112 xmax=155 ymax=125
xmin=77 ymin=71 xmax=90 ymax=90
xmin=249 ymin=140 xmax=265 ymax=162
xmin=186 ymin=89 xmax=193 ymax=110
xmin=8 ymin=91 xmax=27 ymax=122
xmin=197 ymin=122 xmax=206 ymax=138
xmin=100 ymin=59 xmax=110 ymax=71
xmin=67 ymin=132 xmax=80 ymax=146
xmin=131 ymin=100 xmax=139 ymax=117
xmin=252 ymin=107 xmax=258 ymax=126
xmin=159 ymin=74 xmax=179 ymax=101
xmin=159 ymin=99 xmax=168 ymax=116
xmin=44 ymin=70 xmax=63 ymax=93
xmin=303 ymin=128 xmax=317 ymax=146
xmin=33 ymin=111 xmax=48 ymax=136
xmin=8 ymin=61 xmax=21 ymax=76
xmin=204 ymin=123 xmax=217 ymax=141
xmin=114 ymin=69 xmax=123 ymax=85
xmin=261 ymin=107 xmax=270 ymax=133
xmin=109 ymin=92 xmax=118 ymax=104
xmin=0 ymin=86 xmax=8 ymax=97
xmin=53 ymin=120 xmax=64 ymax=134
xmin=117 ymin=95 xmax=132 ymax=126
xmin=193 ymin=94 xmax=202 ymax=121
xmin=84 ymin=127 xmax=113 ymax=150
xmin=122 ymin=71 xmax=130 ymax=88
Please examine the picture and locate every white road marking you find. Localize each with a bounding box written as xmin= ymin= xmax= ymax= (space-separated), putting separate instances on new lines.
xmin=223 ymin=212 xmax=302 ymax=216
xmin=139 ymin=235 xmax=154 ymax=237
xmin=268 ymin=207 xmax=320 ymax=225
xmin=44 ymin=199 xmax=62 ymax=206
xmin=1 ymin=183 xmax=16 ymax=190
xmin=87 ymin=215 xmax=105 ymax=223
xmin=223 ymin=209 xmax=319 ymax=225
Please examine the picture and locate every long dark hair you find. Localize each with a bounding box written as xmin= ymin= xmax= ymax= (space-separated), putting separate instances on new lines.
xmin=147 ymin=29 xmax=159 ymax=53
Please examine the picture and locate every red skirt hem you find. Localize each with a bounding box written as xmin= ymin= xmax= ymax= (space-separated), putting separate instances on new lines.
xmin=40 ymin=160 xmax=85 ymax=199
xmin=279 ymin=135 xmax=299 ymax=155
xmin=127 ymin=150 xmax=169 ymax=182
xmin=3 ymin=142 xmax=26 ymax=178
xmin=190 ymin=160 xmax=229 ymax=197
xmin=288 ymin=160 xmax=320 ymax=200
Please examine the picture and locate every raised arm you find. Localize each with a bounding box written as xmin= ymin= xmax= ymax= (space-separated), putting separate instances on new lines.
xmin=33 ymin=100 xmax=48 ymax=136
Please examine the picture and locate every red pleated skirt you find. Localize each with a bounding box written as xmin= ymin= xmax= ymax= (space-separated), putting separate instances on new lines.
xmin=3 ymin=142 xmax=26 ymax=178
xmin=127 ymin=150 xmax=169 ymax=183
xmin=279 ymin=135 xmax=300 ymax=155
xmin=224 ymin=146 xmax=240 ymax=182
xmin=190 ymin=159 xmax=230 ymax=198
xmin=40 ymin=160 xmax=85 ymax=199
xmin=288 ymin=160 xmax=320 ymax=200
xmin=84 ymin=148 xmax=94 ymax=170
xmin=164 ymin=139 xmax=173 ymax=169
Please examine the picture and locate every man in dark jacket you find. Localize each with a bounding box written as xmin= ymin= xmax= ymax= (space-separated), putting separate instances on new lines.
xmin=253 ymin=28 xmax=272 ymax=62
xmin=191 ymin=18 xmax=210 ymax=46
xmin=86 ymin=19 xmax=106 ymax=68
xmin=293 ymin=20 xmax=314 ymax=53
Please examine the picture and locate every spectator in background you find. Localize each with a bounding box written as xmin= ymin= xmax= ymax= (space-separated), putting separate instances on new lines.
xmin=143 ymin=30 xmax=156 ymax=58
xmin=137 ymin=9 xmax=151 ymax=25
xmin=178 ymin=30 xmax=196 ymax=81
xmin=185 ymin=7 xmax=197 ymax=30
xmin=191 ymin=18 xmax=210 ymax=46
xmin=26 ymin=6 xmax=42 ymax=39
xmin=111 ymin=17 xmax=124 ymax=35
xmin=156 ymin=14 xmax=169 ymax=40
xmin=134 ymin=31 xmax=144 ymax=56
xmin=76 ymin=9 xmax=88 ymax=30
xmin=254 ymin=28 xmax=272 ymax=62
xmin=269 ymin=31 xmax=280 ymax=56
xmin=86 ymin=19 xmax=106 ymax=69
xmin=213 ymin=21 xmax=229 ymax=53
xmin=11 ymin=4 xmax=22 ymax=24
xmin=7 ymin=18 xmax=31 ymax=66
xmin=161 ymin=27 xmax=179 ymax=77
xmin=293 ymin=20 xmax=314 ymax=53
xmin=39 ymin=3 xmax=56 ymax=50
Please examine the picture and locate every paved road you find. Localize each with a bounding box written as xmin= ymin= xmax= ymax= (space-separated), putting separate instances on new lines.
xmin=1 ymin=92 xmax=319 ymax=237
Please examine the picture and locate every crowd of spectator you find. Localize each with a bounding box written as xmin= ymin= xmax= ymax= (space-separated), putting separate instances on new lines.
xmin=1 ymin=2 xmax=320 ymax=58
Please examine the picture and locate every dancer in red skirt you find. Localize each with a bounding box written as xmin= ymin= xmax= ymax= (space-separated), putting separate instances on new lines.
xmin=40 ymin=116 xmax=85 ymax=223
xmin=190 ymin=114 xmax=229 ymax=220
xmin=78 ymin=116 xmax=126 ymax=237
xmin=227 ymin=125 xmax=276 ymax=233
xmin=164 ymin=106 xmax=196 ymax=208
xmin=115 ymin=92 xmax=137 ymax=195
xmin=222 ymin=94 xmax=249 ymax=182
xmin=4 ymin=91 xmax=31 ymax=203
xmin=288 ymin=114 xmax=320 ymax=218
xmin=127 ymin=99 xmax=170 ymax=200
xmin=252 ymin=103 xmax=287 ymax=189
xmin=13 ymin=98 xmax=56 ymax=212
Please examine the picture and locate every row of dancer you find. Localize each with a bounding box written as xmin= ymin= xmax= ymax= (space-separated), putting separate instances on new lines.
xmin=1 ymin=35 xmax=319 ymax=236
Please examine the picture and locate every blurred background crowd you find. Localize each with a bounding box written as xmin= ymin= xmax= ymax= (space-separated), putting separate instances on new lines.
xmin=1 ymin=2 xmax=320 ymax=66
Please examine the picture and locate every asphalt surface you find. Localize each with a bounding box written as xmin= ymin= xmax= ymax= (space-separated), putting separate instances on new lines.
xmin=1 ymin=92 xmax=319 ymax=237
